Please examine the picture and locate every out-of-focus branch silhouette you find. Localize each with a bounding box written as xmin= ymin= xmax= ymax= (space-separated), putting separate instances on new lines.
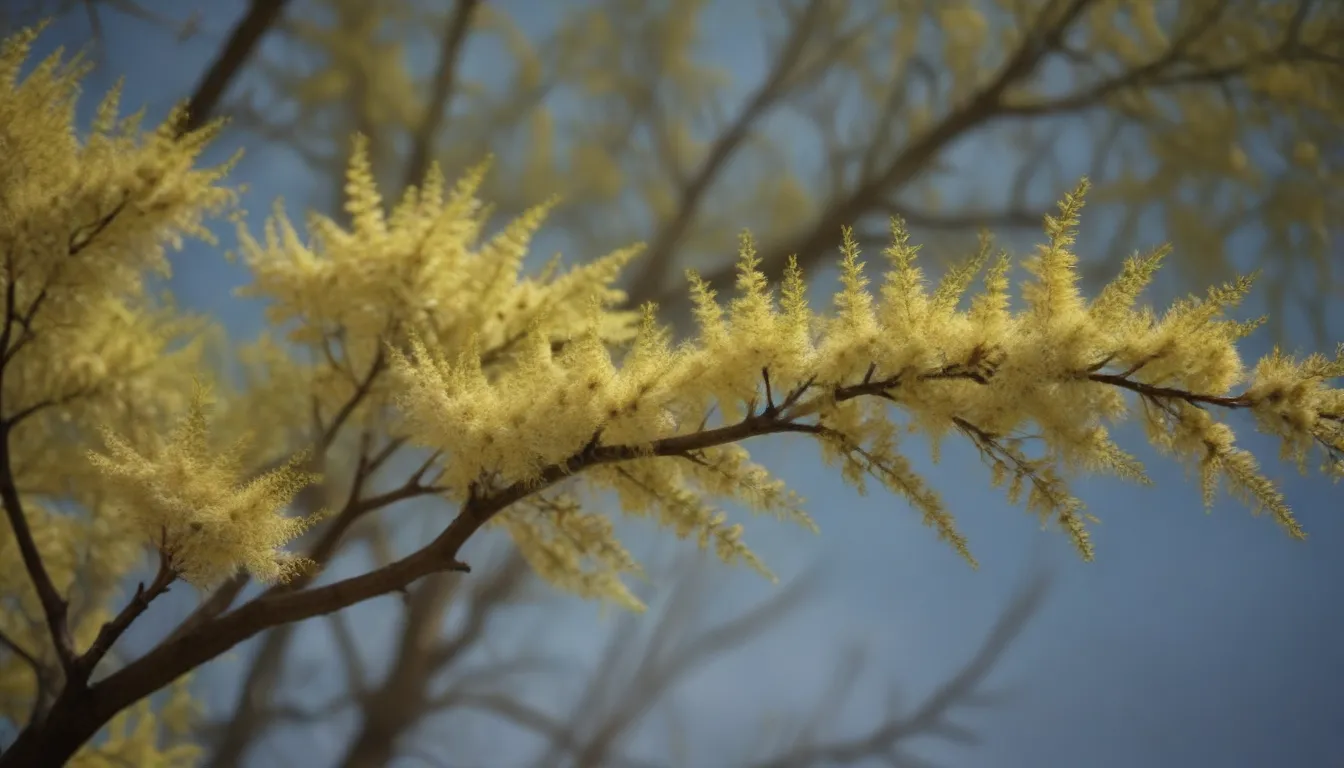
xmin=197 ymin=0 xmax=1339 ymax=343
xmin=745 ymin=570 xmax=1050 ymax=768
xmin=195 ymin=547 xmax=1050 ymax=768
xmin=3 ymin=1 xmax=278 ymax=128
xmin=401 ymin=0 xmax=481 ymax=192
xmin=19 ymin=1 xmax=1343 ymax=341
xmin=639 ymin=0 xmax=1343 ymax=334
xmin=179 ymin=0 xmax=291 ymax=135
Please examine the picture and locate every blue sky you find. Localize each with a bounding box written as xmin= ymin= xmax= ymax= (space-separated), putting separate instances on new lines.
xmin=21 ymin=2 xmax=1344 ymax=766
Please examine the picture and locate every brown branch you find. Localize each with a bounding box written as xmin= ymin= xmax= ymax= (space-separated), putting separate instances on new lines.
xmin=4 ymin=384 xmax=99 ymax=429
xmin=1086 ymin=371 xmax=1255 ymax=410
xmin=1000 ymin=0 xmax=1233 ymax=115
xmin=335 ymin=555 xmax=527 ymax=768
xmin=992 ymin=0 xmax=1344 ymax=118
xmin=201 ymin=326 xmax=448 ymax=765
xmin=164 ymin=350 xmax=397 ymax=648
xmin=5 ymin=336 xmax=1312 ymax=764
xmin=401 ymin=0 xmax=483 ymax=192
xmin=10 ymin=406 xmax=821 ymax=764
xmin=179 ymin=0 xmax=292 ymax=136
xmin=0 ymin=254 xmax=69 ymax=677
xmin=3 ymin=196 xmax=127 ymax=370
xmin=73 ymin=546 xmax=176 ymax=682
xmin=318 ymin=347 xmax=387 ymax=453
xmin=203 ymin=452 xmax=438 ymax=768
xmin=0 ymin=431 xmax=74 ymax=679
xmin=0 ymin=629 xmax=41 ymax=675
xmin=0 ymin=191 xmax=134 ymax=692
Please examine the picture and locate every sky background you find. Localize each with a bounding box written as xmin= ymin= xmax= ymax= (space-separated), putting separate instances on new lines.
xmin=19 ymin=2 xmax=1344 ymax=766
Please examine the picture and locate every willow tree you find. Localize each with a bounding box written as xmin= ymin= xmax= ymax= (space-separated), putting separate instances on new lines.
xmin=0 ymin=24 xmax=1340 ymax=766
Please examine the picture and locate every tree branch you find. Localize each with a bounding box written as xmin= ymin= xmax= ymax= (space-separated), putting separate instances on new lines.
xmin=335 ymin=555 xmax=526 ymax=768
xmin=0 ymin=255 xmax=75 ymax=675
xmin=73 ymin=545 xmax=176 ymax=682
xmin=0 ymin=628 xmax=58 ymax=728
xmin=623 ymin=0 xmax=835 ymax=304
xmin=401 ymin=0 xmax=482 ymax=192
xmin=0 ymin=427 xmax=74 ymax=679
xmin=179 ymin=0 xmax=292 ymax=135
xmin=6 ymin=333 xmax=1320 ymax=764
xmin=638 ymin=0 xmax=1100 ymax=329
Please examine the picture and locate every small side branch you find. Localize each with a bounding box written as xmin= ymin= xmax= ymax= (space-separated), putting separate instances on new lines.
xmin=0 ymin=424 xmax=74 ymax=676
xmin=74 ymin=545 xmax=177 ymax=683
xmin=1088 ymin=371 xmax=1254 ymax=410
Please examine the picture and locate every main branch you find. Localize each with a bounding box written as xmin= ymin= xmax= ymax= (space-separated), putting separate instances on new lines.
xmin=0 ymin=340 xmax=1324 ymax=766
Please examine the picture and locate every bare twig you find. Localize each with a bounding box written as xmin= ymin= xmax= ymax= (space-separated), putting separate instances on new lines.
xmin=74 ymin=546 xmax=176 ymax=682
